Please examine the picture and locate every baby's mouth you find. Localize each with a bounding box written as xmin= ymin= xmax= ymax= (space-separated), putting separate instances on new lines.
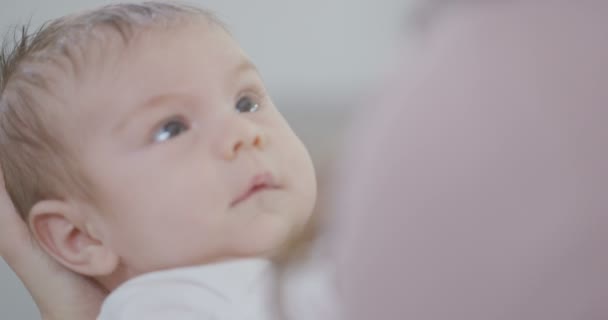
xmin=230 ymin=172 xmax=279 ymax=207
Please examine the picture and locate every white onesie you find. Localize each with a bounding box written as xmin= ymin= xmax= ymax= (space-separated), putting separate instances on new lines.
xmin=98 ymin=259 xmax=278 ymax=320
xmin=97 ymin=257 xmax=339 ymax=320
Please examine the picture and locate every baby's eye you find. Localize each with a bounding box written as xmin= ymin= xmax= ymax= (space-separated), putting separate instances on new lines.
xmin=153 ymin=117 xmax=189 ymax=143
xmin=235 ymin=96 xmax=260 ymax=113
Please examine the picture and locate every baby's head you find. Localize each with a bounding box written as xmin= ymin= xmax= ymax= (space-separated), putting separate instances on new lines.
xmin=0 ymin=2 xmax=317 ymax=290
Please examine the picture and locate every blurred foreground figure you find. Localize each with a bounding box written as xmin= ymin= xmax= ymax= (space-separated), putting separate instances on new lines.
xmin=332 ymin=2 xmax=608 ymax=319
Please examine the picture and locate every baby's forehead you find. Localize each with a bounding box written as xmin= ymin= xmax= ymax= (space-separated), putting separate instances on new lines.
xmin=34 ymin=17 xmax=214 ymax=78
xmin=8 ymin=3 xmax=222 ymax=92
xmin=2 ymin=8 xmax=224 ymax=141
xmin=49 ymin=23 xmax=242 ymax=121
xmin=40 ymin=15 xmax=223 ymax=84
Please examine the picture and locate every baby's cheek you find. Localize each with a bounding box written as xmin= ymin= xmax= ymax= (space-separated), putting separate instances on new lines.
xmin=111 ymin=215 xmax=217 ymax=273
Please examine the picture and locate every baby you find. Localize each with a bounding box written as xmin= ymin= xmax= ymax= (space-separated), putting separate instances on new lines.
xmin=0 ymin=2 xmax=320 ymax=319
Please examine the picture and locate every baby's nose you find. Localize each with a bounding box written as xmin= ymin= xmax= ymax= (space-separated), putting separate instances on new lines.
xmin=219 ymin=119 xmax=266 ymax=161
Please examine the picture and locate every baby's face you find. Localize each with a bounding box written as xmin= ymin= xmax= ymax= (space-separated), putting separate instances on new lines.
xmin=65 ymin=23 xmax=317 ymax=276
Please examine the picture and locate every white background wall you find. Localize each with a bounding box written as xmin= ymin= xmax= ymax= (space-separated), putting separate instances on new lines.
xmin=0 ymin=0 xmax=413 ymax=318
xmin=1 ymin=0 xmax=412 ymax=99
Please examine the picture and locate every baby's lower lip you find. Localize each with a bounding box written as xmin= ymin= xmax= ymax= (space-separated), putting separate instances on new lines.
xmin=230 ymin=185 xmax=275 ymax=207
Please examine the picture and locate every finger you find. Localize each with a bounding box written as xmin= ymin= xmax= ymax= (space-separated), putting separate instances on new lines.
xmin=0 ymin=168 xmax=35 ymax=264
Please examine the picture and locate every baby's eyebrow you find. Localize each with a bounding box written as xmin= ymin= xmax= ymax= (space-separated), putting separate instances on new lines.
xmin=230 ymin=59 xmax=258 ymax=80
xmin=113 ymin=93 xmax=194 ymax=134
xmin=113 ymin=60 xmax=258 ymax=134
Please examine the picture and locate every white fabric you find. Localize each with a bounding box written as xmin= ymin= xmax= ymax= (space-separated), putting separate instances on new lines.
xmin=280 ymin=237 xmax=341 ymax=320
xmin=97 ymin=259 xmax=278 ymax=320
xmin=97 ymin=256 xmax=339 ymax=320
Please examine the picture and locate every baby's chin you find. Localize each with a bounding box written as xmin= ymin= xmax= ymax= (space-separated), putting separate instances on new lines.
xmin=228 ymin=220 xmax=307 ymax=260
xmin=97 ymin=211 xmax=311 ymax=290
xmin=93 ymin=237 xmax=297 ymax=292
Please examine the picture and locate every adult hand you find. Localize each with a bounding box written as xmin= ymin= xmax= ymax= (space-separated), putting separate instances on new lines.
xmin=0 ymin=168 xmax=107 ymax=320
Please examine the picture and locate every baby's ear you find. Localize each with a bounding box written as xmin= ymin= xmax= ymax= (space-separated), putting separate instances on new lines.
xmin=28 ymin=200 xmax=119 ymax=277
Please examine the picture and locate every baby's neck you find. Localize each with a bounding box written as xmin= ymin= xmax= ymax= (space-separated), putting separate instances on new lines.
xmin=96 ymin=255 xmax=277 ymax=292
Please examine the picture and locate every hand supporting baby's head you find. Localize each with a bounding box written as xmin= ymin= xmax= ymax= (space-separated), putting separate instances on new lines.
xmin=0 ymin=2 xmax=317 ymax=291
